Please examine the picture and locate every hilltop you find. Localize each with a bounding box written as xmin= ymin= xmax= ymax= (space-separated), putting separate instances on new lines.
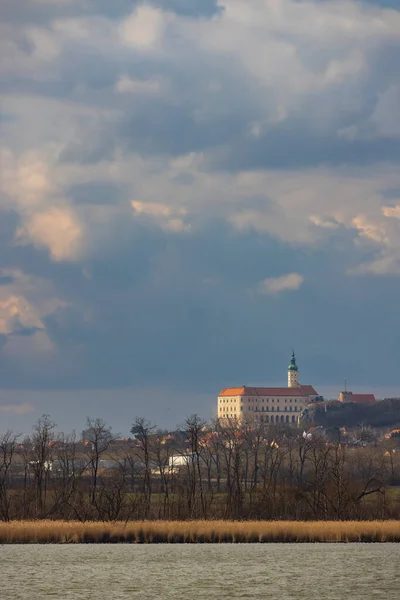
xmin=302 ymin=398 xmax=400 ymax=429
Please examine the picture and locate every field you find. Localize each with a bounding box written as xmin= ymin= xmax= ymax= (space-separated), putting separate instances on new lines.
xmin=0 ymin=520 xmax=399 ymax=543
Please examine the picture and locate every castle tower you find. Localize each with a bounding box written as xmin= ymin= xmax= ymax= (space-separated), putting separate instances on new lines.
xmin=288 ymin=351 xmax=300 ymax=388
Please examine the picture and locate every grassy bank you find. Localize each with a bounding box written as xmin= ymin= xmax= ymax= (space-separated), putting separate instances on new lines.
xmin=0 ymin=520 xmax=399 ymax=543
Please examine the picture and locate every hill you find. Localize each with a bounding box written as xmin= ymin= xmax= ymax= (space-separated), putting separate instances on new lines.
xmin=301 ymin=398 xmax=400 ymax=429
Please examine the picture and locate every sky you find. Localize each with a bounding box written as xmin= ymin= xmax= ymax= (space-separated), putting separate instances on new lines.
xmin=1 ymin=0 xmax=400 ymax=435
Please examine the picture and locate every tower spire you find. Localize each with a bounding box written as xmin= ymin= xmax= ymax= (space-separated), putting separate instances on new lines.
xmin=288 ymin=350 xmax=300 ymax=388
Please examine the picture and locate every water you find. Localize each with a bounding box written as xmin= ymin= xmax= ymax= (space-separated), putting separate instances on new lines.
xmin=0 ymin=544 xmax=398 ymax=600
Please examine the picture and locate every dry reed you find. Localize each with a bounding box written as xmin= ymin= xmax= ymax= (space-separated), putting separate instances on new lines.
xmin=0 ymin=520 xmax=399 ymax=544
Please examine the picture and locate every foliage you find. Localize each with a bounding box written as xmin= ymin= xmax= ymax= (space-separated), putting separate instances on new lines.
xmin=0 ymin=413 xmax=399 ymax=522
xmin=302 ymin=399 xmax=400 ymax=429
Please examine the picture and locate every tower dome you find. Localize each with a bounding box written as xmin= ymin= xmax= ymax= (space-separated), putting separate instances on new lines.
xmin=288 ymin=351 xmax=300 ymax=387
xmin=288 ymin=351 xmax=298 ymax=371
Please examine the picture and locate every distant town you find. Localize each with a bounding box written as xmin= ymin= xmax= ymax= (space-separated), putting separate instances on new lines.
xmin=0 ymin=353 xmax=399 ymax=523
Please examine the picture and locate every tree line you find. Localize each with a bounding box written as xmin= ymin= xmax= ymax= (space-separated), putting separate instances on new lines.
xmin=303 ymin=398 xmax=400 ymax=429
xmin=0 ymin=414 xmax=399 ymax=522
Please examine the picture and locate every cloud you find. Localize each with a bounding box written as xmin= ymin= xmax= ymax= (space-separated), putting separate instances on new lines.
xmin=2 ymin=148 xmax=84 ymax=261
xmin=0 ymin=402 xmax=34 ymax=415
xmin=132 ymin=200 xmax=190 ymax=232
xmin=352 ymin=215 xmax=388 ymax=244
xmin=0 ymin=0 xmax=400 ymax=401
xmin=120 ymin=6 xmax=166 ymax=50
xmin=383 ymin=205 xmax=400 ymax=219
xmin=115 ymin=75 xmax=163 ymax=95
xmin=259 ymin=273 xmax=304 ymax=295
xmin=0 ymin=296 xmax=44 ymax=336
xmin=0 ymin=269 xmax=67 ymax=360
xmin=309 ymin=215 xmax=340 ymax=229
xmin=15 ymin=206 xmax=84 ymax=261
xmin=1 ymin=148 xmax=54 ymax=210
xmin=370 ymin=85 xmax=400 ymax=139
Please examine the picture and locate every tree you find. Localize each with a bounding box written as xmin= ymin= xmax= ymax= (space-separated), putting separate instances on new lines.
xmin=30 ymin=415 xmax=56 ymax=517
xmin=180 ymin=415 xmax=207 ymax=518
xmin=50 ymin=431 xmax=84 ymax=520
xmin=0 ymin=431 xmax=20 ymax=521
xmin=130 ymin=417 xmax=156 ymax=518
xmin=82 ymin=417 xmax=114 ymax=514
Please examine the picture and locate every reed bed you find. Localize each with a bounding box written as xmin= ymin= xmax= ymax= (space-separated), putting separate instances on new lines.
xmin=0 ymin=520 xmax=399 ymax=544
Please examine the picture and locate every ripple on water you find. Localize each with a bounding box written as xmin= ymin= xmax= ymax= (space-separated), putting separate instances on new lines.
xmin=0 ymin=544 xmax=399 ymax=600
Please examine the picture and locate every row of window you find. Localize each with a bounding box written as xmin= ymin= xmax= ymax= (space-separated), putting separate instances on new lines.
xmin=249 ymin=406 xmax=299 ymax=412
xmin=220 ymin=406 xmax=300 ymax=413
xmin=220 ymin=415 xmax=298 ymax=424
xmin=220 ymin=398 xmax=304 ymax=404
xmin=260 ymin=415 xmax=297 ymax=424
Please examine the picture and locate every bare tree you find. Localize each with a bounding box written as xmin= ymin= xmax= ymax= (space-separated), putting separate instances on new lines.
xmin=130 ymin=417 xmax=156 ymax=518
xmin=82 ymin=417 xmax=114 ymax=515
xmin=0 ymin=431 xmax=20 ymax=521
xmin=30 ymin=415 xmax=56 ymax=517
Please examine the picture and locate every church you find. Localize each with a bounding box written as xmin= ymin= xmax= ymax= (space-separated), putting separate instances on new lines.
xmin=218 ymin=352 xmax=319 ymax=425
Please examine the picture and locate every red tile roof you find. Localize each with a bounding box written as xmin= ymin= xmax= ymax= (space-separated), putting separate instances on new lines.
xmin=219 ymin=385 xmax=318 ymax=397
xmin=351 ymin=394 xmax=376 ymax=405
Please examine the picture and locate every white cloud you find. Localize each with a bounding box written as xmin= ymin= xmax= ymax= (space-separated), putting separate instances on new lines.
xmin=1 ymin=148 xmax=84 ymax=261
xmin=132 ymin=200 xmax=190 ymax=232
xmin=0 ymin=403 xmax=34 ymax=416
xmin=259 ymin=273 xmax=304 ymax=295
xmin=0 ymin=296 xmax=44 ymax=336
xmin=0 ymin=0 xmax=400 ymax=277
xmin=383 ymin=205 xmax=400 ymax=219
xmin=352 ymin=216 xmax=388 ymax=244
xmin=0 ymin=269 xmax=67 ymax=357
xmin=120 ymin=6 xmax=166 ymax=50
xmin=15 ymin=206 xmax=84 ymax=262
xmin=1 ymin=148 xmax=54 ymax=210
xmin=309 ymin=215 xmax=340 ymax=229
xmin=187 ymin=0 xmax=400 ymax=121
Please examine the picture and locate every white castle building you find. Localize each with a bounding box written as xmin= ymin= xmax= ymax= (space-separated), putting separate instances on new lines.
xmin=218 ymin=352 xmax=319 ymax=425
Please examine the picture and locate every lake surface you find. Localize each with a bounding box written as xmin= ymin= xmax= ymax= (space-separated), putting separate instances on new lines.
xmin=0 ymin=544 xmax=398 ymax=600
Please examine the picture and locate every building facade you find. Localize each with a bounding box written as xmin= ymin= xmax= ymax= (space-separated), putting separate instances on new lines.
xmin=218 ymin=352 xmax=319 ymax=425
xmin=338 ymin=391 xmax=376 ymax=405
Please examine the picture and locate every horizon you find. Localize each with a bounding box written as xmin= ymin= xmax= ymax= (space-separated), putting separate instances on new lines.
xmin=1 ymin=382 xmax=399 ymax=437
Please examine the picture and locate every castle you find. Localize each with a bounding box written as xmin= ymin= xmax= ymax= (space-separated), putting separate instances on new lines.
xmin=217 ymin=352 xmax=319 ymax=425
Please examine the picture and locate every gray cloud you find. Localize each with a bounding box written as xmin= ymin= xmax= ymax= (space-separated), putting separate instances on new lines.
xmin=1 ymin=1 xmax=400 ymax=428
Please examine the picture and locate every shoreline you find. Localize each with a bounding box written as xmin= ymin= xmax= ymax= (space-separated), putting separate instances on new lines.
xmin=1 ymin=520 xmax=399 ymax=544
